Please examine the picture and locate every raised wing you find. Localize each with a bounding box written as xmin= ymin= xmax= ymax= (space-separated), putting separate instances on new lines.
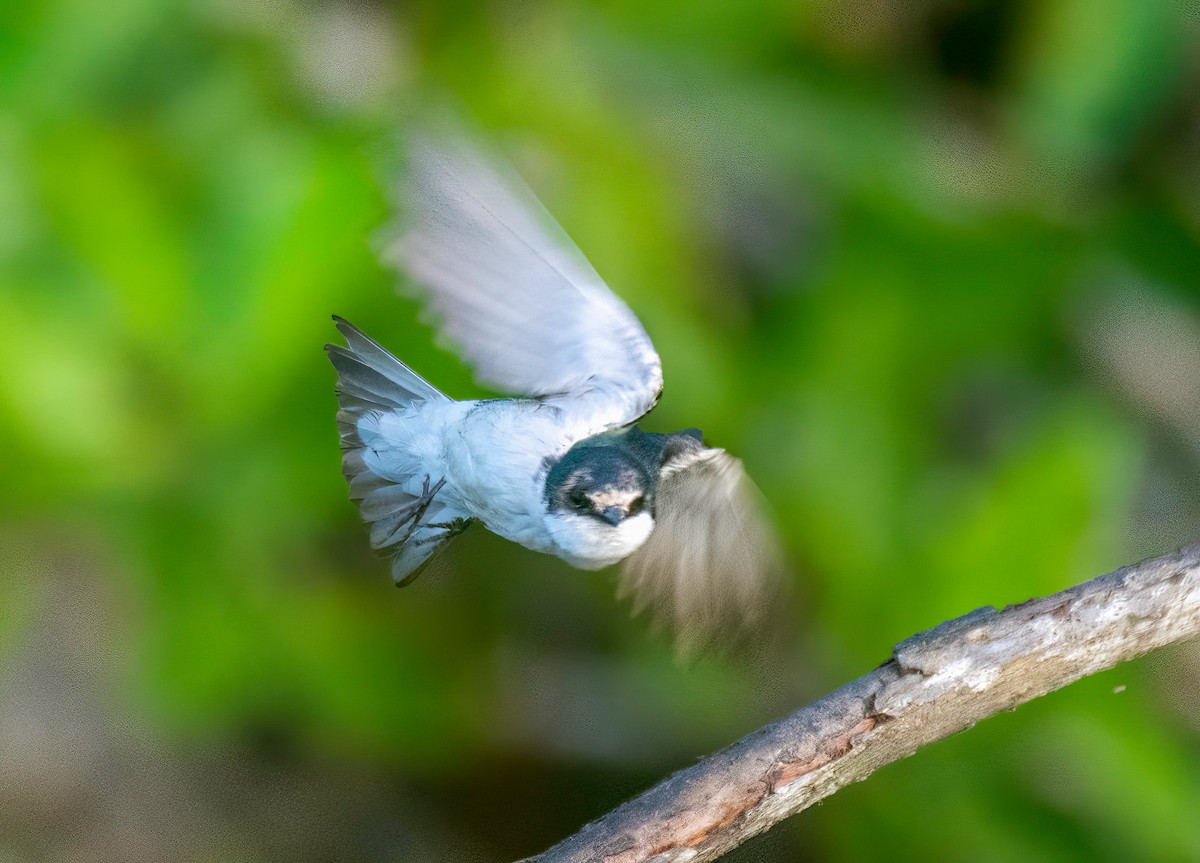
xmin=379 ymin=131 xmax=663 ymax=434
xmin=619 ymin=445 xmax=782 ymax=657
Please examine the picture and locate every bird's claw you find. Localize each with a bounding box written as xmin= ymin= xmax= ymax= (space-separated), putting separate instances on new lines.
xmin=426 ymin=517 xmax=470 ymax=536
xmin=400 ymin=474 xmax=447 ymax=545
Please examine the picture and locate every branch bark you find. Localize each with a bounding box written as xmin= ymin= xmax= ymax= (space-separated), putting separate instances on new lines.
xmin=521 ymin=544 xmax=1200 ymax=863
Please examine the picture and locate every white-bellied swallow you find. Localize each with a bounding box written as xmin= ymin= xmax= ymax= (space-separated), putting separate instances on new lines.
xmin=327 ymin=132 xmax=779 ymax=648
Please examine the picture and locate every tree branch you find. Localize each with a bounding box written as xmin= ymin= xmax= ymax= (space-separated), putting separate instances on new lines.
xmin=521 ymin=544 xmax=1200 ymax=863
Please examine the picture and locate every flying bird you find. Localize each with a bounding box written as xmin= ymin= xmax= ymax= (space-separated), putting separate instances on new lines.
xmin=327 ymin=132 xmax=779 ymax=648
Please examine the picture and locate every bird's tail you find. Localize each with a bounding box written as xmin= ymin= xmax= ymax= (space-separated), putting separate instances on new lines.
xmin=325 ymin=316 xmax=468 ymax=584
xmin=326 ymin=315 xmax=449 ymax=413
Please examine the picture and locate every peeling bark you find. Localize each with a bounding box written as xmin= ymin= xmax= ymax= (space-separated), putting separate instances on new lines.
xmin=521 ymin=544 xmax=1200 ymax=863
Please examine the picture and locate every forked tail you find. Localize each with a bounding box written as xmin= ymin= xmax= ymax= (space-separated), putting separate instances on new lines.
xmin=325 ymin=316 xmax=470 ymax=583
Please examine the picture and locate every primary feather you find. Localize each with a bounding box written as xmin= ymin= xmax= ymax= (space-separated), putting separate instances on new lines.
xmin=379 ymin=132 xmax=663 ymax=435
xmin=619 ymin=443 xmax=782 ymax=656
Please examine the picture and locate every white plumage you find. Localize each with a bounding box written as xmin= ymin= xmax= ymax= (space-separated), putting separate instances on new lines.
xmin=328 ymin=129 xmax=779 ymax=645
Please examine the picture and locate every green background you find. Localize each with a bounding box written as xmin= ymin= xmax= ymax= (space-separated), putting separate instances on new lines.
xmin=3 ymin=0 xmax=1199 ymax=860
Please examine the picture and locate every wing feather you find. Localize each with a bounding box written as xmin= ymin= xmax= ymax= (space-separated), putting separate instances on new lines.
xmin=619 ymin=448 xmax=782 ymax=657
xmin=380 ymin=131 xmax=663 ymax=433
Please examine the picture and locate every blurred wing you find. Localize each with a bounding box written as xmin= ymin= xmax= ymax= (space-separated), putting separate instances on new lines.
xmin=380 ymin=131 xmax=663 ymax=433
xmin=619 ymin=448 xmax=782 ymax=657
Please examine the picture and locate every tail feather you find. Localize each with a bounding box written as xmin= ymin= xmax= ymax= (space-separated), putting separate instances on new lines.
xmin=359 ymin=484 xmax=421 ymax=521
xmin=326 ymin=346 xmax=423 ymax=410
xmin=326 ymin=315 xmax=450 ymax=411
xmin=326 ymin=316 xmax=470 ymax=584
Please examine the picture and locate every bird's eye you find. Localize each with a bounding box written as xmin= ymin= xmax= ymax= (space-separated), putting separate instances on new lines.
xmin=627 ymin=495 xmax=644 ymax=515
xmin=568 ymin=490 xmax=590 ymax=511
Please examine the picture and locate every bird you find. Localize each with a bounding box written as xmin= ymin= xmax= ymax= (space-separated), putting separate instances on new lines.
xmin=326 ymin=131 xmax=779 ymax=649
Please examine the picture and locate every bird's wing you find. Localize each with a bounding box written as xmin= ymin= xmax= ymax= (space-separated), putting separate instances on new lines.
xmin=380 ymin=131 xmax=663 ymax=434
xmin=619 ymin=445 xmax=782 ymax=657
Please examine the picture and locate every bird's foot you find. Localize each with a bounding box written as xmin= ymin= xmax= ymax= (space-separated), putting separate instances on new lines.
xmin=408 ymin=518 xmax=471 ymax=548
xmin=425 ymin=517 xmax=471 ymax=537
xmin=400 ymin=475 xmax=447 ymax=544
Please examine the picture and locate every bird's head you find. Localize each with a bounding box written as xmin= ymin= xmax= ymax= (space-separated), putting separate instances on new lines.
xmin=543 ymin=442 xmax=656 ymax=568
xmin=547 ymin=444 xmax=652 ymax=523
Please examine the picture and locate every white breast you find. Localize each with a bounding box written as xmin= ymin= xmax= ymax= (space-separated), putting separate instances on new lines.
xmin=543 ymin=511 xmax=655 ymax=569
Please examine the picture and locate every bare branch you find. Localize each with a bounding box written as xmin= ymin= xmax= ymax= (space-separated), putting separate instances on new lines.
xmin=522 ymin=544 xmax=1200 ymax=863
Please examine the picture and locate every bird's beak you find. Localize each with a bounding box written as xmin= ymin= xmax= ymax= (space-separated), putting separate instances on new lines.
xmin=599 ymin=506 xmax=624 ymax=526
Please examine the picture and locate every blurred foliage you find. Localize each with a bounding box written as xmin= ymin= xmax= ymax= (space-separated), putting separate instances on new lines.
xmin=2 ymin=0 xmax=1200 ymax=861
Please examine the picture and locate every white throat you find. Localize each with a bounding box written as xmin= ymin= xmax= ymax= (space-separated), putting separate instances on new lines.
xmin=543 ymin=511 xmax=655 ymax=569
